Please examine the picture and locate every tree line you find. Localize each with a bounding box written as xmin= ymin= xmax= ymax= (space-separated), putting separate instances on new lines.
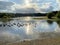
xmin=0 ymin=11 xmax=60 ymax=19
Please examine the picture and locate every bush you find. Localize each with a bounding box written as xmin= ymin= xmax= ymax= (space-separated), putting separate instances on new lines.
xmin=47 ymin=12 xmax=55 ymax=19
xmin=56 ymin=11 xmax=60 ymax=18
xmin=0 ymin=13 xmax=15 ymax=22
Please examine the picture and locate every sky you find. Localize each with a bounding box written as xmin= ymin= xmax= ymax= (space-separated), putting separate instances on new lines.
xmin=0 ymin=0 xmax=60 ymax=13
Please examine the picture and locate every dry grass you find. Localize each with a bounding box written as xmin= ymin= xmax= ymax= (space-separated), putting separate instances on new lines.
xmin=3 ymin=37 xmax=60 ymax=45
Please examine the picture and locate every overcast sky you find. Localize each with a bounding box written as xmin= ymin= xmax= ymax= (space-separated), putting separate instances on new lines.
xmin=0 ymin=0 xmax=60 ymax=13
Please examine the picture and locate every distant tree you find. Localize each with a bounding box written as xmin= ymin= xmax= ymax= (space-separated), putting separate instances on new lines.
xmin=0 ymin=13 xmax=15 ymax=18
xmin=0 ymin=13 xmax=15 ymax=22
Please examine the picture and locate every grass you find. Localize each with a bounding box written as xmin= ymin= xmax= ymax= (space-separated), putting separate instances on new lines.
xmin=33 ymin=16 xmax=48 ymax=20
xmin=0 ymin=37 xmax=59 ymax=45
xmin=33 ymin=16 xmax=60 ymax=21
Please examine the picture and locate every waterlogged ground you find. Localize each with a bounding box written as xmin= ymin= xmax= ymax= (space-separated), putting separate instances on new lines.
xmin=0 ymin=17 xmax=60 ymax=45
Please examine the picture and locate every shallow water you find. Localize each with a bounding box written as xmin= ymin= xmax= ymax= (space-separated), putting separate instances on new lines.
xmin=0 ymin=17 xmax=60 ymax=42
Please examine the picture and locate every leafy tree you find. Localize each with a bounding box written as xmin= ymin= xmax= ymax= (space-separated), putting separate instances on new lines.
xmin=47 ymin=12 xmax=55 ymax=19
xmin=47 ymin=11 xmax=58 ymax=19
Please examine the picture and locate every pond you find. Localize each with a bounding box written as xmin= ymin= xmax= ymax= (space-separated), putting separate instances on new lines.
xmin=0 ymin=17 xmax=60 ymax=43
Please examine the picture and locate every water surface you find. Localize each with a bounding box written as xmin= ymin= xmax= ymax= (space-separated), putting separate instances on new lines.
xmin=0 ymin=17 xmax=60 ymax=42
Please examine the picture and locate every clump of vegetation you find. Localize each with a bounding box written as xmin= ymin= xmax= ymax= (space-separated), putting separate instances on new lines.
xmin=47 ymin=11 xmax=57 ymax=19
xmin=47 ymin=12 xmax=54 ymax=19
xmin=0 ymin=13 xmax=15 ymax=18
xmin=47 ymin=11 xmax=60 ymax=19
xmin=56 ymin=11 xmax=60 ymax=19
xmin=0 ymin=13 xmax=15 ymax=22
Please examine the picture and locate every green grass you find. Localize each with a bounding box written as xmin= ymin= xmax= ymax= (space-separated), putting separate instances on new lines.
xmin=33 ymin=16 xmax=60 ymax=21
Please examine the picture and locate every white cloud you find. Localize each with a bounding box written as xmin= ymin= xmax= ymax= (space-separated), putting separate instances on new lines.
xmin=56 ymin=0 xmax=60 ymax=4
xmin=56 ymin=0 xmax=60 ymax=10
xmin=0 ymin=0 xmax=8 ymax=1
xmin=0 ymin=1 xmax=15 ymax=13
xmin=39 ymin=2 xmax=53 ymax=13
xmin=0 ymin=0 xmax=58 ymax=13
xmin=13 ymin=2 xmax=53 ymax=13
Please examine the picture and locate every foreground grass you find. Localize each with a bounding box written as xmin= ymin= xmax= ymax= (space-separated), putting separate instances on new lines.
xmin=0 ymin=37 xmax=59 ymax=45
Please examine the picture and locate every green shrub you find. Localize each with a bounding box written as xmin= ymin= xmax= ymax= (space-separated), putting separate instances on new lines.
xmin=47 ymin=12 xmax=55 ymax=19
xmin=56 ymin=11 xmax=60 ymax=18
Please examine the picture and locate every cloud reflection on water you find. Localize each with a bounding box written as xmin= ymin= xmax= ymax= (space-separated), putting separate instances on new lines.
xmin=0 ymin=19 xmax=59 ymax=42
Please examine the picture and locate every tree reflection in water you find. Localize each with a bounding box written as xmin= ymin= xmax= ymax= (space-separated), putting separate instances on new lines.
xmin=47 ymin=20 xmax=53 ymax=25
xmin=56 ymin=20 xmax=60 ymax=27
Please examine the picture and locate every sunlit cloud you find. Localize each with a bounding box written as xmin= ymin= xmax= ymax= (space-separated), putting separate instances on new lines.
xmin=25 ymin=0 xmax=31 ymax=6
